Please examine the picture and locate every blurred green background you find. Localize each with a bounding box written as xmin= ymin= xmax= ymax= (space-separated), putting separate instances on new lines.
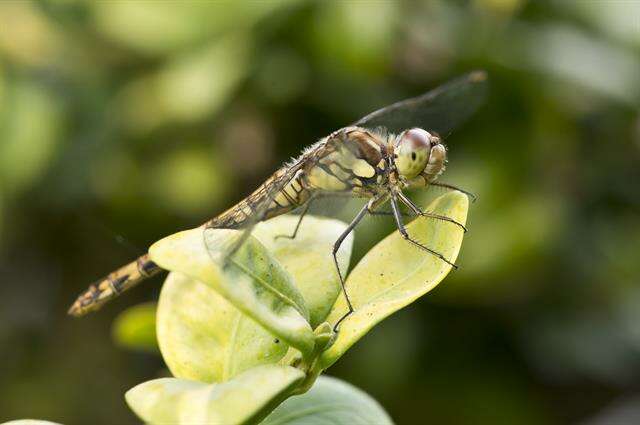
xmin=1 ymin=1 xmax=639 ymax=424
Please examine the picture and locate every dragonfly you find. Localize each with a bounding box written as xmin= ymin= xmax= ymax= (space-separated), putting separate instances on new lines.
xmin=69 ymin=70 xmax=487 ymax=329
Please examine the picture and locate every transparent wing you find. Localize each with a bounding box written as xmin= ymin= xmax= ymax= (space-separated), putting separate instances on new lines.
xmin=203 ymin=161 xmax=307 ymax=262
xmin=353 ymin=70 xmax=488 ymax=135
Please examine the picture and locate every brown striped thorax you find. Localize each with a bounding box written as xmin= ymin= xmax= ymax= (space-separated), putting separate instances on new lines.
xmin=304 ymin=126 xmax=446 ymax=197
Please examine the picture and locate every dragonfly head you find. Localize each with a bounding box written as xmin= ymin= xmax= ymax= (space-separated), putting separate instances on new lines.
xmin=393 ymin=128 xmax=446 ymax=180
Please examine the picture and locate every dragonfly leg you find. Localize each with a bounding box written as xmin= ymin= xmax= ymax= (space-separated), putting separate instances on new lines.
xmin=274 ymin=200 xmax=312 ymax=240
xmin=332 ymin=201 xmax=372 ymax=332
xmin=430 ymin=181 xmax=477 ymax=203
xmin=369 ymin=210 xmax=413 ymax=217
xmin=390 ymin=193 xmax=458 ymax=269
xmin=396 ymin=191 xmax=467 ymax=233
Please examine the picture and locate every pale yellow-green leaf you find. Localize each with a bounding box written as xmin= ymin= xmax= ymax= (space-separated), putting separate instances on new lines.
xmin=112 ymin=302 xmax=158 ymax=353
xmin=125 ymin=378 xmax=204 ymax=424
xmin=126 ymin=365 xmax=305 ymax=425
xmin=320 ymin=192 xmax=469 ymax=368
xmin=179 ymin=365 xmax=304 ymax=425
xmin=149 ymin=227 xmax=314 ymax=356
xmin=157 ymin=272 xmax=289 ymax=383
xmin=253 ymin=215 xmax=353 ymax=328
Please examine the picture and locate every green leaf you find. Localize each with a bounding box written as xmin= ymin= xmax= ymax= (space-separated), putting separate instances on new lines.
xmin=126 ymin=365 xmax=305 ymax=425
xmin=320 ymin=192 xmax=469 ymax=368
xmin=149 ymin=227 xmax=315 ymax=356
xmin=112 ymin=302 xmax=158 ymax=352
xmin=252 ymin=215 xmax=353 ymax=328
xmin=125 ymin=378 xmax=204 ymax=424
xmin=261 ymin=375 xmax=393 ymax=425
xmin=153 ymin=215 xmax=352 ymax=382
xmin=157 ymin=272 xmax=289 ymax=382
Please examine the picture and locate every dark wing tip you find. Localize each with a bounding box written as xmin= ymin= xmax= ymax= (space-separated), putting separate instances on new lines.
xmin=352 ymin=70 xmax=489 ymax=134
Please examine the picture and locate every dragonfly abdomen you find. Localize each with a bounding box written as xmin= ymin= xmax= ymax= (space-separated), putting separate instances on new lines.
xmin=68 ymin=254 xmax=161 ymax=316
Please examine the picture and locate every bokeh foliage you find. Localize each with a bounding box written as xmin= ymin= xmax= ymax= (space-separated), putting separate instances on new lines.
xmin=0 ymin=1 xmax=639 ymax=424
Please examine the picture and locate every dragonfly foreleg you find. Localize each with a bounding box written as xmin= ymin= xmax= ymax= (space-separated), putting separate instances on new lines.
xmin=396 ymin=191 xmax=467 ymax=233
xmin=331 ymin=199 xmax=377 ymax=331
xmin=430 ymin=181 xmax=477 ymax=203
xmin=274 ymin=199 xmax=313 ymax=240
xmin=390 ymin=193 xmax=458 ymax=269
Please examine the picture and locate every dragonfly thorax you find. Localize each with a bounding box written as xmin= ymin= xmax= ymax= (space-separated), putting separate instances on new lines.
xmin=393 ymin=128 xmax=446 ymax=181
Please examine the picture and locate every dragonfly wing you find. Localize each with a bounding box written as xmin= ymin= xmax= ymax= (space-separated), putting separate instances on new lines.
xmin=353 ymin=70 xmax=488 ymax=136
xmin=203 ymin=159 xmax=309 ymax=260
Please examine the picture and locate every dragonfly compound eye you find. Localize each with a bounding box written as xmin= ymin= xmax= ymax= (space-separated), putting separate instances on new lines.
xmin=394 ymin=128 xmax=433 ymax=179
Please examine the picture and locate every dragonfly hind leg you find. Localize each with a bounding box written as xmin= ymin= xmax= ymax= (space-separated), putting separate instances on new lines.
xmin=274 ymin=201 xmax=312 ymax=240
xmin=331 ymin=200 xmax=375 ymax=332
